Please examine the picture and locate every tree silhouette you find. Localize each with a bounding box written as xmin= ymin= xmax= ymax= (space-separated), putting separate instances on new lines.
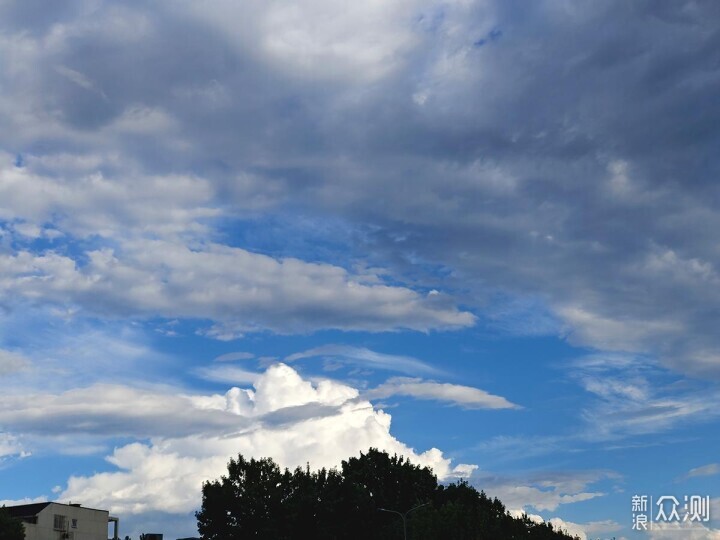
xmin=0 ymin=506 xmax=25 ymax=540
xmin=196 ymin=449 xmax=580 ymax=539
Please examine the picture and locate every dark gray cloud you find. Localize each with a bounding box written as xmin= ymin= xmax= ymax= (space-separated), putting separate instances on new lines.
xmin=1 ymin=1 xmax=719 ymax=374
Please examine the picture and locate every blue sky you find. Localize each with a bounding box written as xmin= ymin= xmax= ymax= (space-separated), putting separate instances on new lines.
xmin=1 ymin=1 xmax=720 ymax=538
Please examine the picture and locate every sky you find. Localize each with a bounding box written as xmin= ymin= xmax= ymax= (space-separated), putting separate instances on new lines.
xmin=0 ymin=0 xmax=719 ymax=538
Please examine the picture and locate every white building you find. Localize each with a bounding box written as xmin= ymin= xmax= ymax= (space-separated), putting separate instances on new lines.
xmin=7 ymin=502 xmax=119 ymax=540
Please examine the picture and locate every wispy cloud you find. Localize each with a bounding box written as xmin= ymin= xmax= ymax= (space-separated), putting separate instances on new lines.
xmin=214 ymin=351 xmax=255 ymax=362
xmin=686 ymin=463 xmax=720 ymax=479
xmin=472 ymin=434 xmax=576 ymax=464
xmin=286 ymin=345 xmax=442 ymax=375
xmin=475 ymin=469 xmax=619 ymax=512
xmin=194 ymin=365 xmax=261 ymax=385
xmin=0 ymin=349 xmax=31 ymax=376
xmin=569 ymin=354 xmax=720 ymax=440
xmin=365 ymin=377 xmax=520 ymax=409
xmin=54 ymin=65 xmax=108 ymax=99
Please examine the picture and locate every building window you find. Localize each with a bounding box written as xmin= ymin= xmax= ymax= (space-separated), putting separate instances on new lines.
xmin=53 ymin=514 xmax=67 ymax=530
xmin=71 ymin=518 xmax=78 ymax=529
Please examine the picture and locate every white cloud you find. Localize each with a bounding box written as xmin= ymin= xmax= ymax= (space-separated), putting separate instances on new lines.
xmin=547 ymin=517 xmax=620 ymax=540
xmin=251 ymin=364 xmax=358 ymax=414
xmin=570 ymin=354 xmax=720 ymax=440
xmin=365 ymin=377 xmax=519 ymax=409
xmin=214 ymin=351 xmax=255 ymax=362
xmin=108 ymin=106 xmax=176 ymax=135
xmin=0 ymin=497 xmax=48 ymax=507
xmin=687 ymin=463 xmax=720 ymax=479
xmin=580 ymin=519 xmax=623 ymax=535
xmin=493 ymin=484 xmax=603 ymax=513
xmin=2 ymin=0 xmax=720 ymax=381
xmin=648 ymin=522 xmax=720 ymax=540
xmin=0 ymin=315 xmax=169 ymax=394
xmin=55 ymin=363 xmax=475 ymax=515
xmin=643 ymin=248 xmax=718 ymax=286
xmin=194 ymin=365 xmax=260 ymax=385
xmin=0 ymin=384 xmax=253 ymax=439
xmin=185 ymin=0 xmax=432 ymax=83
xmin=479 ymin=470 xmax=615 ymax=512
xmin=0 ymin=433 xmax=28 ymax=460
xmin=0 ymin=152 xmax=218 ymax=238
xmin=558 ymin=305 xmax=684 ymax=355
xmin=286 ymin=344 xmax=442 ymax=375
xmin=508 ymin=510 xmax=621 ymax=540
xmin=55 ymin=66 xmax=107 ymax=98
xmin=0 ymin=349 xmax=31 ymax=376
xmin=0 ymin=239 xmax=475 ymax=334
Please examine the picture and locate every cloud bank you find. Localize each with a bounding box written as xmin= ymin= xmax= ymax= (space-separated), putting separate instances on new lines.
xmin=0 ymin=363 xmax=476 ymax=515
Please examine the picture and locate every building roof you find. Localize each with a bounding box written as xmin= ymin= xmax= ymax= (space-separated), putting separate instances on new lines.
xmin=5 ymin=501 xmax=108 ymax=517
xmin=6 ymin=502 xmax=51 ymax=518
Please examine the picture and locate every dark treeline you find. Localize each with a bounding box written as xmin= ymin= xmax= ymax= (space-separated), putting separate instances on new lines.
xmin=0 ymin=507 xmax=25 ymax=540
xmin=196 ymin=448 xmax=579 ymax=539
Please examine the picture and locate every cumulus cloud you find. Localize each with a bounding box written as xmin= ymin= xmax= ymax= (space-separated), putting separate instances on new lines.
xmin=52 ymin=364 xmax=475 ymax=515
xmin=365 ymin=377 xmax=519 ymax=409
xmin=0 ymin=433 xmax=28 ymax=460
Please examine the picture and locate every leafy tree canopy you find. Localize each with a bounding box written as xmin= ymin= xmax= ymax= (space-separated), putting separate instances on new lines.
xmin=197 ymin=448 xmax=580 ymax=540
xmin=0 ymin=506 xmax=25 ymax=540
